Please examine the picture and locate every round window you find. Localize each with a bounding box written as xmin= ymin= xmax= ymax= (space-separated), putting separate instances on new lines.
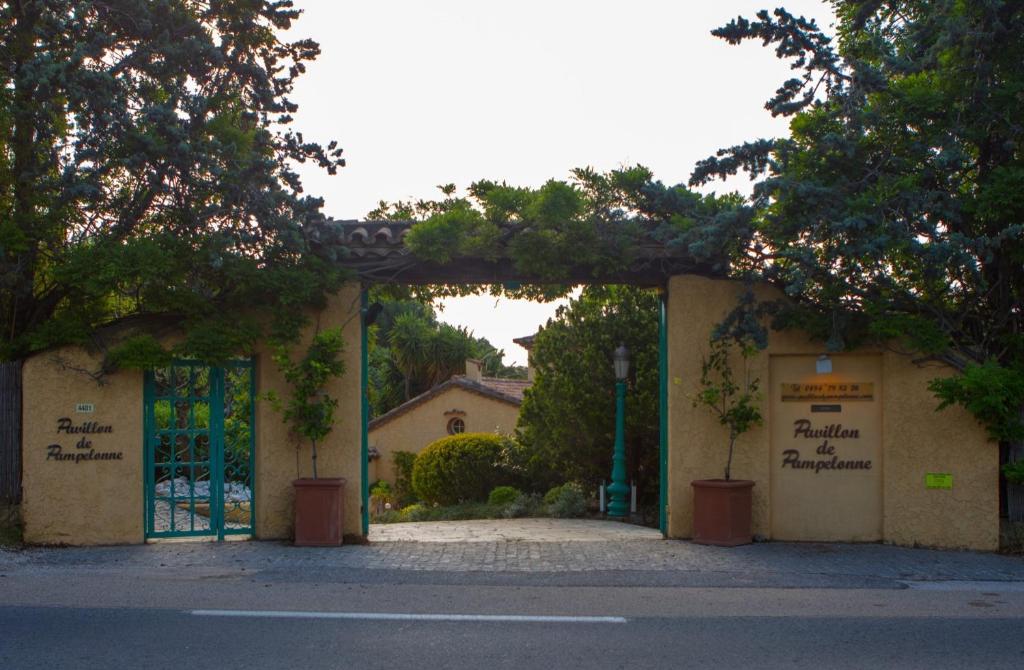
xmin=446 ymin=417 xmax=465 ymax=435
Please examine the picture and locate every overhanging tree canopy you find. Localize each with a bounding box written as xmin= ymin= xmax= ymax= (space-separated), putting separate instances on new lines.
xmin=689 ymin=1 xmax=1024 ymax=445
xmin=1 ymin=0 xmax=346 ymax=366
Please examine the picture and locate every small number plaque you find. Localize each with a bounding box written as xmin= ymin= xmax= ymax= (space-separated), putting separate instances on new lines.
xmin=75 ymin=403 xmax=95 ymax=414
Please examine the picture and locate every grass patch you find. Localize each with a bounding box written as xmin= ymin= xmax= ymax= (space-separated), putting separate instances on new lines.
xmin=374 ymin=501 xmax=508 ymax=524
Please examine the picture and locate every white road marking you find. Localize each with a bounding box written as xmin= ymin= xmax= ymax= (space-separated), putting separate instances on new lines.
xmin=190 ymin=609 xmax=627 ymax=624
xmin=901 ymin=580 xmax=1024 ymax=592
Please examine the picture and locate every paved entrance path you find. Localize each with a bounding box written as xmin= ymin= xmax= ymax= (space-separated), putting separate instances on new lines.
xmin=3 ymin=518 xmax=1024 ymax=587
xmin=368 ymin=518 xmax=664 ymax=543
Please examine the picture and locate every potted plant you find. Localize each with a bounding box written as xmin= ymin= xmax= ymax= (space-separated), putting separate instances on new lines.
xmin=269 ymin=326 xmax=347 ymax=546
xmin=691 ymin=336 xmax=763 ymax=546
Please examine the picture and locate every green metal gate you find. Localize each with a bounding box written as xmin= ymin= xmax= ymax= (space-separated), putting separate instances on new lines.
xmin=144 ymin=360 xmax=255 ymax=540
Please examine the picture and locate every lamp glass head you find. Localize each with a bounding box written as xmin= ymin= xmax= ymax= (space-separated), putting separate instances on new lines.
xmin=613 ymin=344 xmax=630 ymax=381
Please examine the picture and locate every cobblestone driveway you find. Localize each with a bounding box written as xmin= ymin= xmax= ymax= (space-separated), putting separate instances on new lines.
xmin=4 ymin=519 xmax=1024 ymax=586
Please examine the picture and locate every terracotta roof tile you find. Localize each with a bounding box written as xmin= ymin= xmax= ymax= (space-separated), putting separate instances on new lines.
xmin=479 ymin=377 xmax=531 ymax=402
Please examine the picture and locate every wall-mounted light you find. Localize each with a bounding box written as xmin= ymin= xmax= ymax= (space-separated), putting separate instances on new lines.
xmin=816 ymin=354 xmax=832 ymax=375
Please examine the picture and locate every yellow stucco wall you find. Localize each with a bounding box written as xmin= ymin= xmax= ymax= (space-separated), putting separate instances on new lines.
xmin=368 ymin=386 xmax=520 ymax=486
xmin=21 ymin=284 xmax=364 ymax=545
xmin=666 ymin=274 xmax=998 ymax=550
xmin=22 ymin=348 xmax=144 ymax=545
xmin=881 ymin=352 xmax=998 ymax=549
xmin=253 ymin=284 xmax=363 ymax=541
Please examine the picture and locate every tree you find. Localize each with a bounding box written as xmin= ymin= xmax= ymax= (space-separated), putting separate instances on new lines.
xmin=692 ymin=337 xmax=763 ymax=481
xmin=365 ymin=293 xmax=526 ymax=417
xmin=687 ymin=2 xmax=1024 ymax=456
xmin=0 ymin=1 xmax=346 ymax=366
xmin=515 ymin=286 xmax=660 ymax=509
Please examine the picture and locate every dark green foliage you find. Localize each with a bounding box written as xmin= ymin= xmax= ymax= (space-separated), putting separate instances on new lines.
xmin=391 ymin=450 xmax=418 ymax=507
xmin=367 ymin=171 xmax=744 ymax=304
xmin=373 ymin=501 xmax=509 ymax=524
xmin=369 ymin=480 xmax=392 ymax=498
xmin=223 ymin=367 xmax=254 ymax=479
xmin=692 ymin=1 xmax=1024 ymax=444
xmin=0 ymin=2 xmax=346 ymax=366
xmin=487 ymin=486 xmax=521 ymax=506
xmin=693 ymin=338 xmax=763 ymax=481
xmin=502 ymin=493 xmax=544 ymax=519
xmin=930 ymin=362 xmax=1024 ymax=443
xmin=411 ymin=432 xmax=508 ymax=505
xmin=1002 ymin=461 xmax=1024 ymax=486
xmin=546 ymin=483 xmax=588 ymax=519
xmin=516 ymin=286 xmax=660 ymax=506
xmin=543 ymin=484 xmax=574 ymax=506
xmin=366 ymin=292 xmax=526 ymax=417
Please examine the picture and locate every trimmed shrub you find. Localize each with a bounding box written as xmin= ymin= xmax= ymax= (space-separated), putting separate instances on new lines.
xmin=488 ymin=486 xmax=521 ymax=506
xmin=547 ymin=483 xmax=587 ymax=518
xmin=412 ymin=432 xmax=507 ymax=505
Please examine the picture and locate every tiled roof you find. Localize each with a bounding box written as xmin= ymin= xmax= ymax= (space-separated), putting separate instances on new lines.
xmin=512 ymin=334 xmax=535 ymax=351
xmin=334 ymin=220 xmax=718 ymax=285
xmin=368 ymin=375 xmax=529 ymax=431
xmin=479 ymin=377 xmax=531 ymax=402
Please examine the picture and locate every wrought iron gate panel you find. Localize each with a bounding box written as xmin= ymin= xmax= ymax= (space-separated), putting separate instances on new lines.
xmin=144 ymin=360 xmax=254 ymax=540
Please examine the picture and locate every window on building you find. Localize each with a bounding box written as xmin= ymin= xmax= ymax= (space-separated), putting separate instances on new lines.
xmin=447 ymin=417 xmax=465 ymax=435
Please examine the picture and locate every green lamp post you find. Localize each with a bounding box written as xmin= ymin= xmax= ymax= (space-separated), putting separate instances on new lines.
xmin=608 ymin=344 xmax=630 ymax=518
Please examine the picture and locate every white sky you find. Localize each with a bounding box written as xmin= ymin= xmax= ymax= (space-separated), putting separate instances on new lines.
xmin=289 ymin=1 xmax=836 ymax=365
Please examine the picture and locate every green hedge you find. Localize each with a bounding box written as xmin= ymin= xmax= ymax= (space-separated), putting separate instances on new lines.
xmin=412 ymin=433 xmax=508 ymax=505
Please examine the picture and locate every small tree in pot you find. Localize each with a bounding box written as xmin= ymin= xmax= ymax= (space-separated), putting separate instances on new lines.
xmin=691 ymin=336 xmax=763 ymax=546
xmin=268 ymin=326 xmax=347 ymax=546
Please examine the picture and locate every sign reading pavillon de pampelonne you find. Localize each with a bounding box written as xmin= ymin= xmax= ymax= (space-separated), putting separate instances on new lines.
xmin=46 ymin=416 xmax=124 ymax=464
xmin=769 ymin=356 xmax=884 ymax=541
xmin=780 ymin=418 xmax=873 ymax=473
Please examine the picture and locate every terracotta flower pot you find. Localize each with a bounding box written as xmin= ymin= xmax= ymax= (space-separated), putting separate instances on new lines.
xmin=293 ymin=477 xmax=345 ymax=546
xmin=691 ymin=479 xmax=755 ymax=546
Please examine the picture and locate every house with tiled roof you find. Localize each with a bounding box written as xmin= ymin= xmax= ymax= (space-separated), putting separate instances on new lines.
xmin=367 ymin=356 xmax=531 ymax=487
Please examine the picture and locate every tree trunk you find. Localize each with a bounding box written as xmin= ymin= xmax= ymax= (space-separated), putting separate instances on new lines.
xmin=6 ymin=2 xmax=42 ymax=354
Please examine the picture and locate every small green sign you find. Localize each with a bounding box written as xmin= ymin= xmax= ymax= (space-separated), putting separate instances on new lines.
xmin=926 ymin=473 xmax=953 ymax=490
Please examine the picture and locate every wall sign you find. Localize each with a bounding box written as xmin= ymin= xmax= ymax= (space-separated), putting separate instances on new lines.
xmin=780 ymin=382 xmax=874 ymax=401
xmin=780 ymin=418 xmax=873 ymax=473
xmin=46 ymin=417 xmax=123 ymax=464
xmin=75 ymin=403 xmax=95 ymax=413
xmin=770 ymin=356 xmax=883 ymax=541
xmin=925 ymin=473 xmax=953 ymax=490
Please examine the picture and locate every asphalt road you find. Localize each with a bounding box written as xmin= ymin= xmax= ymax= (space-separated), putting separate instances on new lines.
xmin=3 ymin=570 xmax=1024 ymax=669
xmin=4 ymin=536 xmax=1024 ymax=669
xmin=3 ymin=601 xmax=1024 ymax=670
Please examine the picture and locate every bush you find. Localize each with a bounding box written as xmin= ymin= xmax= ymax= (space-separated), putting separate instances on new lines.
xmin=503 ymin=492 xmax=543 ymax=519
xmin=398 ymin=503 xmax=430 ymax=522
xmin=369 ymin=480 xmax=392 ymax=498
xmin=392 ymin=450 xmax=418 ymax=507
xmin=546 ymin=483 xmax=587 ymax=518
xmin=488 ymin=486 xmax=521 ymax=506
xmin=412 ymin=432 xmax=508 ymax=505
xmin=543 ymin=483 xmax=576 ymax=505
xmin=1004 ymin=460 xmax=1024 ymax=485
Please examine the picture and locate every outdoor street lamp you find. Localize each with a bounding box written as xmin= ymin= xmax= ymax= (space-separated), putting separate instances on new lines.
xmin=608 ymin=344 xmax=630 ymax=518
